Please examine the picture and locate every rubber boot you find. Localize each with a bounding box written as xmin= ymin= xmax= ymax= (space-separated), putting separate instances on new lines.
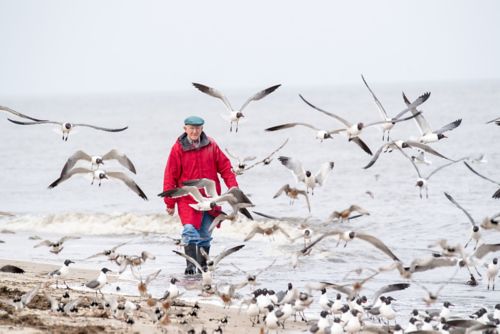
xmin=197 ymin=246 xmax=210 ymax=273
xmin=184 ymin=244 xmax=197 ymax=275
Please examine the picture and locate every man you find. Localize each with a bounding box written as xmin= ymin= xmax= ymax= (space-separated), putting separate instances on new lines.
xmin=163 ymin=116 xmax=238 ymax=275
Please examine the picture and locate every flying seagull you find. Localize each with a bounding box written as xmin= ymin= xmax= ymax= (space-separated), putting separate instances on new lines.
xmin=49 ymin=168 xmax=148 ymax=200
xmin=278 ymin=156 xmax=334 ymax=194
xmin=463 ymin=161 xmax=500 ymax=199
xmin=7 ymin=118 xmax=128 ymax=141
xmin=59 ymin=149 xmax=137 ymax=176
xmin=192 ymin=82 xmax=281 ymax=132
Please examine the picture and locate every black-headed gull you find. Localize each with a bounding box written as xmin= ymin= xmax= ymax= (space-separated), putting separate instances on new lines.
xmin=59 ymin=149 xmax=136 ymax=176
xmin=361 ymin=74 xmax=431 ymax=141
xmin=278 ymin=156 xmax=334 ymax=194
xmin=49 ymin=168 xmax=148 ymax=200
xmin=444 ymin=192 xmax=482 ymax=250
xmin=7 ymin=118 xmax=128 ymax=141
xmin=402 ymin=92 xmax=461 ymax=144
xmin=192 ymin=82 xmax=281 ymax=132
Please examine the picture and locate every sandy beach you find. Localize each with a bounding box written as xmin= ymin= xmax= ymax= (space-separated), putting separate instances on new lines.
xmin=0 ymin=259 xmax=309 ymax=334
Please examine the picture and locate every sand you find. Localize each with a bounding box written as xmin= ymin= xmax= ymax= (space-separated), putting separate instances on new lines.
xmin=0 ymin=259 xmax=308 ymax=333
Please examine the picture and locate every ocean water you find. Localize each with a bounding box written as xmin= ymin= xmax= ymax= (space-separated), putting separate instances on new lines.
xmin=1 ymin=80 xmax=500 ymax=326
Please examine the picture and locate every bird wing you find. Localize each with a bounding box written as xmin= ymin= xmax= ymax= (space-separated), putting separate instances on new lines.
xmin=224 ymin=148 xmax=240 ymax=162
xmin=392 ymin=92 xmax=431 ymax=120
xmin=192 ymin=82 xmax=233 ymax=111
xmin=0 ymin=105 xmax=45 ymax=121
xmin=405 ymin=141 xmax=452 ymax=160
xmin=172 ymin=250 xmax=203 ymax=272
xmin=300 ymin=230 xmax=343 ymax=254
xmin=183 ymin=178 xmax=218 ymax=198
xmin=299 ymin=94 xmax=352 ymax=127
xmin=213 ymin=244 xmax=245 ymax=267
xmin=361 ymin=74 xmax=389 ymax=120
xmin=319 ymin=281 xmax=354 ymax=298
xmin=144 ymin=269 xmax=162 ymax=285
xmin=427 ymin=158 xmax=465 ymax=180
xmin=370 ymin=283 xmax=410 ymax=307
xmin=350 ymin=137 xmax=373 ymax=156
xmin=243 ymin=225 xmax=264 ymax=241
xmin=48 ymin=167 xmax=93 ymax=189
xmin=299 ymin=190 xmax=311 ymax=213
xmin=159 ymin=186 xmax=203 ymax=201
xmin=265 ymin=122 xmax=321 ymax=132
xmin=443 ymin=192 xmax=476 ymax=226
xmin=226 ymin=187 xmax=253 ymax=206
xmin=34 ymin=240 xmax=53 ymax=248
xmin=59 ymin=236 xmax=80 ymax=244
xmin=7 ymin=119 xmax=60 ymax=126
xmin=472 ymin=243 xmax=500 ymax=259
xmin=363 ymin=143 xmax=389 ymax=169
xmin=106 ymin=172 xmax=148 ymax=200
xmin=434 ymin=119 xmax=462 ymax=135
xmin=395 ymin=145 xmax=422 ymax=178
xmin=239 ymin=84 xmax=281 ymax=111
xmin=314 ymin=161 xmax=334 ymax=186
xmin=278 ymin=156 xmax=306 ymax=183
xmin=21 ymin=283 xmax=41 ymax=306
xmin=463 ymin=161 xmax=500 ymax=186
xmin=355 ymin=233 xmax=400 ymax=261
xmin=410 ymin=257 xmax=458 ymax=273
xmin=101 ymin=149 xmax=137 ymax=174
xmin=273 ymin=184 xmax=289 ymax=199
xmin=402 ymin=92 xmax=432 ymax=135
xmin=60 ymin=150 xmax=92 ymax=177
xmin=364 ymin=112 xmax=423 ymax=128
xmin=73 ymin=123 xmax=128 ymax=132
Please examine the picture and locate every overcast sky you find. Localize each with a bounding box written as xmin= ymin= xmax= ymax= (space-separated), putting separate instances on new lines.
xmin=0 ymin=0 xmax=499 ymax=97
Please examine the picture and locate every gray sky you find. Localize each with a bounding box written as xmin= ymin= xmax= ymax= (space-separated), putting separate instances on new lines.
xmin=0 ymin=0 xmax=499 ymax=97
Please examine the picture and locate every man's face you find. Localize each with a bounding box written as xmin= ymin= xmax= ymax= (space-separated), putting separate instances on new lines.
xmin=184 ymin=125 xmax=203 ymax=141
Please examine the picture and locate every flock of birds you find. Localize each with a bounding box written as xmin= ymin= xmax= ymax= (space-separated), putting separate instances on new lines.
xmin=1 ymin=76 xmax=500 ymax=334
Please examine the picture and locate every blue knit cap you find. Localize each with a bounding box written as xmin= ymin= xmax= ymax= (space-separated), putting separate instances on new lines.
xmin=184 ymin=116 xmax=205 ymax=126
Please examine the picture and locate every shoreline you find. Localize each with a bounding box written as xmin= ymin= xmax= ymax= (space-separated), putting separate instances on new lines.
xmin=0 ymin=259 xmax=308 ymax=333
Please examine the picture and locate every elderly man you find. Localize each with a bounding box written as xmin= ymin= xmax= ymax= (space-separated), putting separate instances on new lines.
xmin=163 ymin=116 xmax=238 ymax=275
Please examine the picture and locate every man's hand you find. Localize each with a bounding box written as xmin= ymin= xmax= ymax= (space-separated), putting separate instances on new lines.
xmin=166 ymin=207 xmax=175 ymax=216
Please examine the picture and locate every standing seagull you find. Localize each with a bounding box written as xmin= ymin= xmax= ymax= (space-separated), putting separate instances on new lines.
xmin=7 ymin=118 xmax=128 ymax=141
xmin=278 ymin=156 xmax=334 ymax=195
xmin=402 ymin=92 xmax=461 ymax=144
xmin=49 ymin=259 xmax=74 ymax=288
xmin=192 ymin=82 xmax=281 ymax=132
xmin=444 ymin=192 xmax=482 ymax=250
xmin=85 ymin=267 xmax=113 ymax=298
xmin=361 ymin=75 xmax=431 ymax=141
xmin=59 ymin=149 xmax=137 ymax=176
xmin=49 ymin=168 xmax=148 ymax=200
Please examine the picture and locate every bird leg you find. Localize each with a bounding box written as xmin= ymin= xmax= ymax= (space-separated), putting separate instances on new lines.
xmin=464 ymin=238 xmax=471 ymax=248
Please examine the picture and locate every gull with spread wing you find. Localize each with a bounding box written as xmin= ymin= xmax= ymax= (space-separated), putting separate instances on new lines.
xmin=273 ymin=184 xmax=311 ymax=212
xmin=192 ymin=82 xmax=281 ymax=132
xmin=463 ymin=161 xmax=500 ymax=199
xmin=34 ymin=236 xmax=80 ymax=254
xmin=444 ymin=192 xmax=482 ymax=250
xmin=402 ymin=92 xmax=461 ymax=144
xmin=7 ymin=117 xmax=128 ymax=141
xmin=59 ymin=149 xmax=136 ymax=176
xmin=361 ymin=74 xmax=431 ymax=141
xmin=224 ymin=148 xmax=256 ymax=175
xmin=278 ymin=156 xmax=334 ymax=195
xmin=244 ymin=138 xmax=289 ymax=170
xmin=49 ymin=168 xmax=148 ymax=200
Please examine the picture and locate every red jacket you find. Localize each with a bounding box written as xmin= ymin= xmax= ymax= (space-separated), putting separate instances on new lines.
xmin=163 ymin=132 xmax=238 ymax=229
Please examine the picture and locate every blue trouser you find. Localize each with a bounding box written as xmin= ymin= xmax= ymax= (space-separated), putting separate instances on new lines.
xmin=181 ymin=212 xmax=213 ymax=248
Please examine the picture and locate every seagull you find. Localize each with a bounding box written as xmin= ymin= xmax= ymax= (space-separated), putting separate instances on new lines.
xmin=278 ymin=156 xmax=334 ymax=194
xmin=301 ymin=228 xmax=400 ymax=261
xmin=199 ymin=244 xmax=245 ymax=272
xmin=363 ymin=139 xmax=452 ymax=169
xmin=131 ymin=268 xmax=161 ymax=297
xmin=48 ymin=168 xmax=148 ymax=200
xmin=84 ymin=240 xmax=132 ymax=261
xmin=0 ymin=105 xmax=45 ymax=121
xmin=444 ymin=192 xmax=482 ymax=250
xmin=463 ymin=161 xmax=500 ymax=199
xmin=0 ymin=283 xmax=42 ymax=312
xmin=326 ymin=205 xmax=370 ymax=223
xmin=7 ymin=118 xmax=128 ymax=141
xmin=244 ymin=222 xmax=292 ymax=242
xmin=160 ymin=277 xmax=181 ymax=303
xmin=172 ymin=250 xmax=213 ymax=291
xmin=402 ymin=92 xmax=462 ymax=144
xmin=243 ymin=138 xmax=289 ymax=170
xmin=49 ymin=259 xmax=75 ymax=288
xmin=231 ymin=259 xmax=277 ymax=286
xmin=299 ymin=94 xmax=425 ymax=154
xmin=224 ymin=148 xmax=256 ymax=175
xmin=159 ymin=178 xmax=253 ymax=217
xmin=34 ymin=236 xmax=80 ymax=254
xmin=85 ymin=267 xmax=113 ymax=297
xmin=0 ymin=211 xmax=14 ymax=217
xmin=265 ymin=122 xmax=338 ymax=142
xmin=273 ymin=184 xmax=311 ymax=212
xmin=115 ymin=251 xmax=156 ymax=274
xmin=413 ymin=269 xmax=459 ymax=306
xmin=361 ymin=74 xmax=431 ymax=141
xmin=59 ymin=149 xmax=137 ymax=176
xmin=485 ymin=258 xmax=499 ymax=290
xmin=192 ymin=82 xmax=281 ymax=132
xmin=396 ymin=146 xmax=465 ymax=199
